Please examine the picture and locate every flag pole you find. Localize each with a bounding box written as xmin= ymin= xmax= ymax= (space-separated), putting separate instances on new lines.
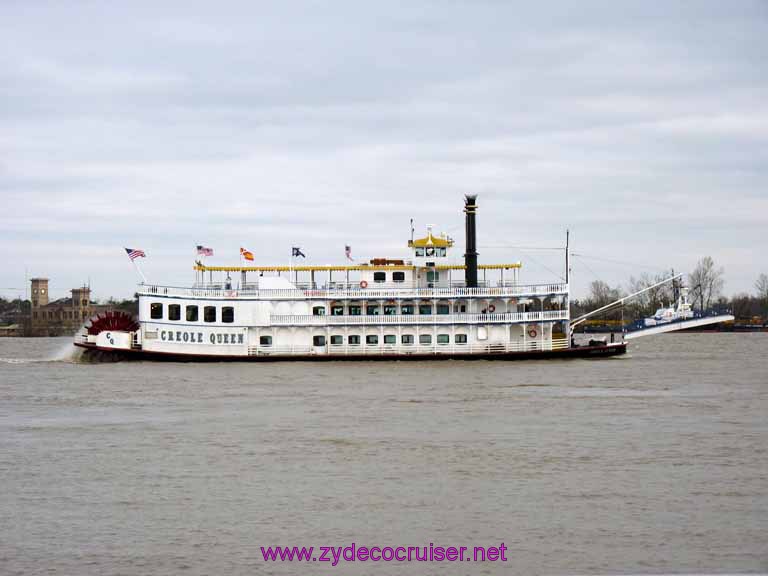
xmin=132 ymin=258 xmax=147 ymax=284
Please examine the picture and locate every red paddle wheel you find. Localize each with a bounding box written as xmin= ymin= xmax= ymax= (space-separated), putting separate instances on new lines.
xmin=86 ymin=311 xmax=139 ymax=335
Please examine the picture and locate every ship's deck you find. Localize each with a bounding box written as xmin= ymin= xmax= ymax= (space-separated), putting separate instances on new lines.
xmin=138 ymin=282 xmax=569 ymax=300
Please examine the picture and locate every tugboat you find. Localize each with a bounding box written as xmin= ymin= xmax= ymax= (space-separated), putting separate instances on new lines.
xmin=74 ymin=196 xmax=627 ymax=361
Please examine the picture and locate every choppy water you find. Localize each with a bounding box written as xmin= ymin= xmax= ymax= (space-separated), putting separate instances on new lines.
xmin=1 ymin=334 xmax=766 ymax=575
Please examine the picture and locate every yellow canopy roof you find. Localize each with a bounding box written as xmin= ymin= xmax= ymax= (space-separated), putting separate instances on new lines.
xmin=194 ymin=263 xmax=521 ymax=272
xmin=408 ymin=231 xmax=454 ymax=248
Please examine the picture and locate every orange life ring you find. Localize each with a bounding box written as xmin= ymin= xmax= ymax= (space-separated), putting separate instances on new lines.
xmin=528 ymin=328 xmax=537 ymax=338
xmin=488 ymin=304 xmax=496 ymax=313
xmin=360 ymin=280 xmax=368 ymax=289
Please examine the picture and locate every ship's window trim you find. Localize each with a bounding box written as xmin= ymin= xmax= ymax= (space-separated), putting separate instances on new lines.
xmin=222 ymin=306 xmax=234 ymax=323
xmin=331 ymin=306 xmax=344 ymax=316
xmin=455 ymin=334 xmax=468 ymax=344
xmin=348 ymin=335 xmax=361 ymax=345
xmin=204 ymin=306 xmax=216 ymax=323
xmin=150 ymin=303 xmax=163 ymax=319
xmin=418 ymin=304 xmax=432 ymax=315
xmin=366 ymin=305 xmax=379 ymax=316
xmin=313 ymin=335 xmax=326 ymax=346
xmin=436 ymin=304 xmax=450 ymax=315
xmin=330 ymin=335 xmax=343 ymax=345
xmin=373 ymin=272 xmax=386 ymax=283
xmin=419 ymin=334 xmax=432 ymax=344
xmin=366 ymin=335 xmax=378 ymax=345
xmin=260 ymin=335 xmax=272 ymax=346
xmin=402 ymin=334 xmax=414 ymax=345
xmin=384 ymin=335 xmax=396 ymax=344
xmin=392 ymin=271 xmax=405 ymax=282
xmin=186 ymin=305 xmax=199 ymax=322
xmin=168 ymin=304 xmax=181 ymax=321
xmin=349 ymin=306 xmax=362 ymax=316
xmin=401 ymin=304 xmax=414 ymax=315
xmin=383 ymin=305 xmax=397 ymax=316
xmin=437 ymin=334 xmax=450 ymax=344
xmin=312 ymin=306 xmax=326 ymax=316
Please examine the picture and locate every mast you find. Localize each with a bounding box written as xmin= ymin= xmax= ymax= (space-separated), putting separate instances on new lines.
xmin=565 ymin=229 xmax=570 ymax=285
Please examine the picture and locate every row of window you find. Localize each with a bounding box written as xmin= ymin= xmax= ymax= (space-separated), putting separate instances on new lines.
xmin=372 ymin=271 xmax=406 ymax=283
xmin=32 ymin=310 xmax=89 ymax=320
xmin=259 ymin=334 xmax=468 ymax=346
xmin=317 ymin=303 xmax=464 ymax=316
xmin=414 ymin=247 xmax=447 ymax=257
xmin=150 ymin=303 xmax=234 ymax=323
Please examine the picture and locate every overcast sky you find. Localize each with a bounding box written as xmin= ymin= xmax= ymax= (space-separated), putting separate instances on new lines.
xmin=2 ymin=1 xmax=767 ymax=301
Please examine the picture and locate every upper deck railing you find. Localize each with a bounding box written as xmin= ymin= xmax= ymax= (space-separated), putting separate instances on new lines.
xmin=137 ymin=282 xmax=569 ymax=301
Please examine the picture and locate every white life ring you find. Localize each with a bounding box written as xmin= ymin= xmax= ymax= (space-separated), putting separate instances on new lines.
xmin=488 ymin=304 xmax=496 ymax=313
xmin=360 ymin=280 xmax=368 ymax=289
xmin=528 ymin=328 xmax=537 ymax=338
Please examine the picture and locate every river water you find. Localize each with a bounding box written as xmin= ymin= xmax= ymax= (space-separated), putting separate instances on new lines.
xmin=1 ymin=334 xmax=766 ymax=575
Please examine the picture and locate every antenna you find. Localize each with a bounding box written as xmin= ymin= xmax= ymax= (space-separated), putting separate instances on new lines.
xmin=565 ymin=229 xmax=570 ymax=285
xmin=410 ymin=218 xmax=414 ymax=244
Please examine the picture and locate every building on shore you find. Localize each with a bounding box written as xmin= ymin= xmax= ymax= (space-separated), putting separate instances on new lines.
xmin=24 ymin=278 xmax=114 ymax=336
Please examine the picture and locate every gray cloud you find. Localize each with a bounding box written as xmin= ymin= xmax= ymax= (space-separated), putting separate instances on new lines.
xmin=1 ymin=0 xmax=767 ymax=301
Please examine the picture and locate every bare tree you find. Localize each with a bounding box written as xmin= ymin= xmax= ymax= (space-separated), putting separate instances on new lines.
xmin=756 ymin=273 xmax=768 ymax=300
xmin=688 ymin=256 xmax=724 ymax=311
xmin=627 ymin=269 xmax=675 ymax=316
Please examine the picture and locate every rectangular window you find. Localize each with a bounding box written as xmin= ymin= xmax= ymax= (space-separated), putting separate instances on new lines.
xmin=455 ymin=334 xmax=468 ymax=344
xmin=426 ymin=270 xmax=439 ymax=283
xmin=401 ymin=304 xmax=414 ymax=315
xmin=313 ymin=335 xmax=326 ymax=346
xmin=402 ymin=334 xmax=414 ymax=345
xmin=419 ymin=334 xmax=432 ymax=345
xmin=415 ymin=248 xmax=425 ymax=257
xmin=373 ymin=272 xmax=386 ymax=283
xmin=168 ymin=304 xmax=181 ymax=321
xmin=150 ymin=303 xmax=163 ymax=319
xmin=260 ymin=335 xmax=272 ymax=346
xmin=393 ymin=271 xmax=405 ymax=282
xmin=348 ymin=335 xmax=361 ymax=345
xmin=349 ymin=306 xmax=361 ymax=316
xmin=312 ymin=306 xmax=326 ymax=316
xmin=437 ymin=334 xmax=450 ymax=344
xmin=331 ymin=306 xmax=344 ymax=316
xmin=384 ymin=335 xmax=396 ymax=344
xmin=186 ymin=305 xmax=199 ymax=322
xmin=383 ymin=305 xmax=397 ymax=316
xmin=366 ymin=335 xmax=378 ymax=345
xmin=418 ymin=304 xmax=432 ymax=315
xmin=204 ymin=306 xmax=216 ymax=322
xmin=366 ymin=305 xmax=379 ymax=316
xmin=330 ymin=335 xmax=343 ymax=345
xmin=436 ymin=304 xmax=450 ymax=315
xmin=222 ymin=307 xmax=234 ymax=323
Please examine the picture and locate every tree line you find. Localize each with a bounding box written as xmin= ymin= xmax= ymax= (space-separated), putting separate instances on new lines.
xmin=571 ymin=257 xmax=768 ymax=323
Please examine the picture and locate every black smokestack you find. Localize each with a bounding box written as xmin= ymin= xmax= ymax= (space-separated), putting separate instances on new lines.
xmin=464 ymin=194 xmax=478 ymax=288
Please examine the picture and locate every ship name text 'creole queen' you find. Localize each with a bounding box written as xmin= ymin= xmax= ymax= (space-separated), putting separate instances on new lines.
xmin=76 ymin=196 xmax=627 ymax=360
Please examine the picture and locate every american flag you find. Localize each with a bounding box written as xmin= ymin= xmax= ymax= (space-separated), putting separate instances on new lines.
xmin=345 ymin=245 xmax=353 ymax=261
xmin=196 ymin=245 xmax=213 ymax=256
xmin=125 ymin=247 xmax=146 ymax=261
xmin=292 ymin=246 xmax=306 ymax=258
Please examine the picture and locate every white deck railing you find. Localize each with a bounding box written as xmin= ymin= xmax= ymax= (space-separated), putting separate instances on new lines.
xmin=269 ymin=310 xmax=568 ymax=326
xmin=247 ymin=337 xmax=570 ymax=356
xmin=138 ymin=283 xmax=568 ymax=301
